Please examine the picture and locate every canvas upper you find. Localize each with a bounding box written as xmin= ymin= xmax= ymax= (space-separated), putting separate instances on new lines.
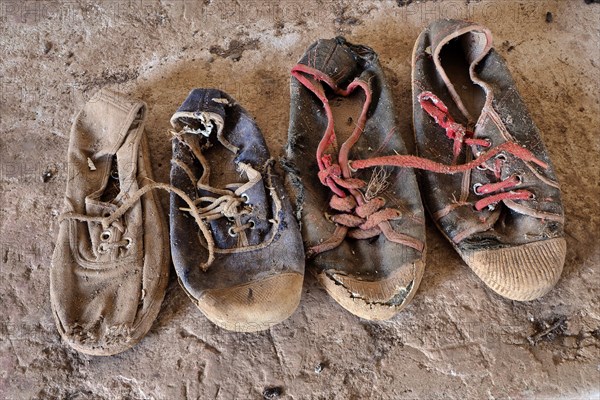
xmin=50 ymin=89 xmax=169 ymax=355
xmin=169 ymin=89 xmax=305 ymax=332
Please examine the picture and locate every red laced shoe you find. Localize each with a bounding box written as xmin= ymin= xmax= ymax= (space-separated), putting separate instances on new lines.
xmin=352 ymin=20 xmax=566 ymax=301
xmin=284 ymin=37 xmax=426 ymax=320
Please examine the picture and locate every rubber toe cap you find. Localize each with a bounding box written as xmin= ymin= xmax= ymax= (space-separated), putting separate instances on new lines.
xmin=461 ymin=238 xmax=566 ymax=301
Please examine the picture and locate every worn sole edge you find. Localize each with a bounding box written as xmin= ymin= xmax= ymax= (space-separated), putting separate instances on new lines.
xmin=314 ymin=252 xmax=426 ymax=321
xmin=186 ymin=272 xmax=304 ymax=332
xmin=461 ymin=238 xmax=566 ymax=301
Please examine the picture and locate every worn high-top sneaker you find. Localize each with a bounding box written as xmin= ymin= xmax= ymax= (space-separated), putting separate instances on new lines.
xmin=284 ymin=37 xmax=427 ymax=320
xmin=169 ymin=89 xmax=305 ymax=332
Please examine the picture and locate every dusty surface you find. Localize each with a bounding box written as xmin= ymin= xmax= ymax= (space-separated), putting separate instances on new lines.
xmin=1 ymin=0 xmax=599 ymax=399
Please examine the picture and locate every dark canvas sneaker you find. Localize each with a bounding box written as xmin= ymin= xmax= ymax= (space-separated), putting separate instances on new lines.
xmin=284 ymin=37 xmax=426 ymax=320
xmin=407 ymin=19 xmax=565 ymax=300
xmin=353 ymin=20 xmax=565 ymax=301
xmin=51 ymin=89 xmax=170 ymax=355
xmin=169 ymin=89 xmax=305 ymax=332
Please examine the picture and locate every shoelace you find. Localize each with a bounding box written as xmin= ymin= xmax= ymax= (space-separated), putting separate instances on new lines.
xmin=419 ymin=91 xmax=540 ymax=211
xmin=59 ymin=182 xmax=218 ymax=269
xmin=61 ymin=143 xmax=265 ymax=271
xmin=349 ymin=91 xmax=549 ymax=212
xmin=176 ymin=160 xmax=262 ymax=239
xmin=418 ymin=91 xmax=490 ymax=163
xmin=171 ymin=130 xmax=267 ymax=241
xmin=292 ymin=64 xmax=425 ymax=257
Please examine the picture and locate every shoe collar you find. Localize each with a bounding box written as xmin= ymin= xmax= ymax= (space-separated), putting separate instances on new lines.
xmin=429 ymin=20 xmax=493 ymax=123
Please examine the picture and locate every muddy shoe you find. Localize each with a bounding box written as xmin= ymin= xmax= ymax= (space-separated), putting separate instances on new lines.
xmin=51 ymin=89 xmax=170 ymax=355
xmin=409 ymin=19 xmax=565 ymax=300
xmin=169 ymin=89 xmax=305 ymax=332
xmin=284 ymin=37 xmax=426 ymax=320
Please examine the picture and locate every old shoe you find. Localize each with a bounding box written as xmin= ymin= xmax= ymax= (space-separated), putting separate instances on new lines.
xmin=169 ymin=89 xmax=305 ymax=332
xmin=51 ymin=89 xmax=170 ymax=355
xmin=284 ymin=38 xmax=426 ymax=320
xmin=410 ymin=19 xmax=566 ymax=300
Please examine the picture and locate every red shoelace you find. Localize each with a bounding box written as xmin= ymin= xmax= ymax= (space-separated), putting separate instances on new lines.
xmin=294 ymin=61 xmax=548 ymax=257
xmin=350 ymin=91 xmax=548 ymax=212
xmin=292 ymin=64 xmax=425 ymax=257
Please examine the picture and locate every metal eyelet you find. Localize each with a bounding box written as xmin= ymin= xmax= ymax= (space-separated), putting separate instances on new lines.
xmin=348 ymin=161 xmax=357 ymax=173
xmin=495 ymin=153 xmax=508 ymax=162
xmin=473 ymin=183 xmax=484 ymax=196
xmin=248 ymin=220 xmax=256 ymax=229
xmin=103 ymin=211 xmax=111 ymax=218
xmin=474 ymin=137 xmax=491 ymax=148
xmin=529 ymin=192 xmax=536 ymax=200
xmin=98 ymin=243 xmax=108 ymax=254
xmin=515 ymin=175 xmax=523 ymax=185
xmin=100 ymin=230 xmax=112 ymax=241
xmin=124 ymin=237 xmax=133 ymax=249
xmin=476 ymin=164 xmax=488 ymax=171
xmin=228 ymin=227 xmax=238 ymax=237
xmin=241 ymin=193 xmax=250 ymax=203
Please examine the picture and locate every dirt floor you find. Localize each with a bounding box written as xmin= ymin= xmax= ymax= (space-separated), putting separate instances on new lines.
xmin=1 ymin=0 xmax=599 ymax=399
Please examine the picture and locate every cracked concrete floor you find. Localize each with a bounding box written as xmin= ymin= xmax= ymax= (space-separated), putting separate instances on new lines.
xmin=1 ymin=0 xmax=599 ymax=399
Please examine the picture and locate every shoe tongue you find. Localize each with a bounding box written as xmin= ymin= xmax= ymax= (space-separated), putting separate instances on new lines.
xmin=297 ymin=37 xmax=362 ymax=87
xmin=429 ymin=20 xmax=493 ymax=67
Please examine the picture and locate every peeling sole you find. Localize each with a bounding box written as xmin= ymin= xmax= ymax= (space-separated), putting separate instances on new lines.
xmin=316 ymin=256 xmax=425 ymax=321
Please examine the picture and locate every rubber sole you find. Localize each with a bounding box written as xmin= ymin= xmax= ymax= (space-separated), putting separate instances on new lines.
xmin=194 ymin=272 xmax=304 ymax=332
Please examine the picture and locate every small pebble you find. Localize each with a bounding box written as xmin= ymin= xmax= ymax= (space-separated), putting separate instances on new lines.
xmin=263 ymin=386 xmax=283 ymax=399
xmin=87 ymin=157 xmax=97 ymax=171
xmin=43 ymin=41 xmax=52 ymax=54
xmin=42 ymin=167 xmax=57 ymax=183
xmin=545 ymin=12 xmax=553 ymax=23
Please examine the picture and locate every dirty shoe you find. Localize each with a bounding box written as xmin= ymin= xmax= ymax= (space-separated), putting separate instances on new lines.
xmin=169 ymin=89 xmax=305 ymax=332
xmin=352 ymin=21 xmax=566 ymax=301
xmin=284 ymin=38 xmax=426 ymax=320
xmin=51 ymin=89 xmax=170 ymax=355
xmin=408 ymin=19 xmax=565 ymax=300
